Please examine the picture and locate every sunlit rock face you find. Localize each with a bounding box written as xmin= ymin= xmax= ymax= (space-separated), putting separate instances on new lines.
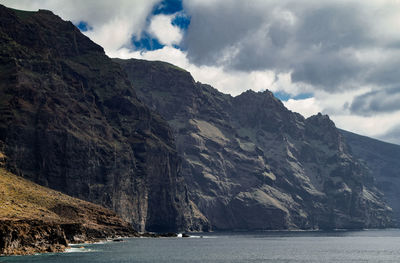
xmin=117 ymin=58 xmax=393 ymax=230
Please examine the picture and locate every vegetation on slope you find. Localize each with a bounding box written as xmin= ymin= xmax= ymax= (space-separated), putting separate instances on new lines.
xmin=0 ymin=160 xmax=136 ymax=255
xmin=0 ymin=167 xmax=132 ymax=226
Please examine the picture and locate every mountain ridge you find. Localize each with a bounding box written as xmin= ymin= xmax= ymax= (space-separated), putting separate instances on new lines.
xmin=117 ymin=57 xmax=393 ymax=230
xmin=0 ymin=3 xmax=395 ymax=236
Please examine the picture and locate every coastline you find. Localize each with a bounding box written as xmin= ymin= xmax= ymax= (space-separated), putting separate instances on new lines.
xmin=2 ymin=221 xmax=398 ymax=257
xmin=0 ymin=219 xmax=191 ymax=256
xmin=0 ymin=219 xmax=138 ymax=256
xmin=0 ymin=168 xmax=138 ymax=256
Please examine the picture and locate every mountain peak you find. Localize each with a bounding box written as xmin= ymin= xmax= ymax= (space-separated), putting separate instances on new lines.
xmin=306 ymin=112 xmax=336 ymax=129
xmin=0 ymin=4 xmax=104 ymax=58
xmin=37 ymin=9 xmax=54 ymax=15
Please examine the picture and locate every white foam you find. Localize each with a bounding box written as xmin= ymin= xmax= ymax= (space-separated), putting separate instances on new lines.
xmin=65 ymin=246 xmax=98 ymax=253
xmin=189 ymin=235 xmax=216 ymax=239
xmin=65 ymin=247 xmax=85 ymax=253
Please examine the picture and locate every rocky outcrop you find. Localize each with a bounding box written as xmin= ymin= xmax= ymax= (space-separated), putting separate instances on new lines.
xmin=341 ymin=130 xmax=400 ymax=226
xmin=0 ymin=220 xmax=136 ymax=256
xmin=0 ymin=166 xmax=137 ymax=256
xmin=0 ymin=5 xmax=209 ymax=232
xmin=117 ymin=58 xmax=393 ymax=230
xmin=0 ymin=220 xmax=68 ymax=255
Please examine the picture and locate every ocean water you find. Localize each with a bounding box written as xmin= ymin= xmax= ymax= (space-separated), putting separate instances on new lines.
xmin=2 ymin=230 xmax=400 ymax=262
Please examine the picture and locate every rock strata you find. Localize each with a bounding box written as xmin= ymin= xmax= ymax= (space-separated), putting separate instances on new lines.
xmin=117 ymin=58 xmax=393 ymax=230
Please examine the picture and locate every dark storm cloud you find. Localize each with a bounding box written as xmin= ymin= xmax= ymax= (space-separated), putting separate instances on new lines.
xmin=182 ymin=0 xmax=400 ymax=93
xmin=294 ymin=5 xmax=368 ymax=52
xmin=366 ymin=60 xmax=400 ymax=86
xmin=350 ymin=87 xmax=400 ymax=116
xmin=291 ymin=52 xmax=362 ymax=88
xmin=182 ymin=1 xmax=265 ymax=66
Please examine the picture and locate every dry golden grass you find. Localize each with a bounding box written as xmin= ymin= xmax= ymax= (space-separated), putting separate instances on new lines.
xmin=0 ymin=167 xmax=91 ymax=222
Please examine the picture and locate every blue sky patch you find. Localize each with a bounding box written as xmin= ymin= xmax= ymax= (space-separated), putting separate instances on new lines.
xmin=273 ymin=91 xmax=313 ymax=101
xmin=152 ymin=0 xmax=183 ymax=15
xmin=293 ymin=93 xmax=313 ymax=100
xmin=131 ymin=0 xmax=189 ymax=52
xmin=273 ymin=91 xmax=291 ymax=101
xmin=132 ymin=32 xmax=165 ymax=51
xmin=172 ymin=13 xmax=190 ymax=30
xmin=76 ymin=21 xmax=92 ymax=32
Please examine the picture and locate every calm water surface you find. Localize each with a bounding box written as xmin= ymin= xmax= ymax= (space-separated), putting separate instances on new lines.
xmin=2 ymin=230 xmax=400 ymax=262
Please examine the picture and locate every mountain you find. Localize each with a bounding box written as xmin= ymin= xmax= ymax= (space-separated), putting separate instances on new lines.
xmin=0 ymin=4 xmax=393 ymax=233
xmin=0 ymin=164 xmax=136 ymax=255
xmin=116 ymin=58 xmax=393 ymax=230
xmin=0 ymin=5 xmax=208 ymax=232
xmin=341 ymin=130 xmax=400 ymax=225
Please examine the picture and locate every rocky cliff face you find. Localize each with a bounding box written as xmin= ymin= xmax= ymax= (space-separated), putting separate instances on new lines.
xmin=0 ymin=5 xmax=208 ymax=232
xmin=117 ymin=58 xmax=393 ymax=230
xmin=341 ymin=130 xmax=400 ymax=225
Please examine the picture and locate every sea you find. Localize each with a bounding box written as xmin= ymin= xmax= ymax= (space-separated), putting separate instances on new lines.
xmin=2 ymin=230 xmax=400 ymax=262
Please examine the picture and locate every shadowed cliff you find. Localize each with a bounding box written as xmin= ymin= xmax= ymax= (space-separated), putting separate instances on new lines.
xmin=0 ymin=5 xmax=209 ymax=233
xmin=341 ymin=130 xmax=400 ymax=226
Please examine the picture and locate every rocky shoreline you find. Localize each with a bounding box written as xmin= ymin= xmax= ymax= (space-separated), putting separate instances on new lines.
xmin=0 ymin=220 xmax=193 ymax=256
xmin=0 ymin=219 xmax=138 ymax=256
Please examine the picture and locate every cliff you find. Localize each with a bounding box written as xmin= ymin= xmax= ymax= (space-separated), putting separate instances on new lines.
xmin=116 ymin=58 xmax=393 ymax=230
xmin=341 ymin=130 xmax=400 ymax=225
xmin=0 ymin=5 xmax=208 ymax=232
xmin=0 ymin=4 xmax=393 ymax=233
xmin=0 ymin=166 xmax=136 ymax=255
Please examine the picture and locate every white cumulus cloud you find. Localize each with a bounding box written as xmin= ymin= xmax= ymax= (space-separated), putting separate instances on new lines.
xmin=148 ymin=14 xmax=183 ymax=46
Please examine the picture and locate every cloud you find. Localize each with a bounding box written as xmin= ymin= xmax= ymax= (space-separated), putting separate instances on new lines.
xmin=182 ymin=0 xmax=400 ymax=91
xmin=378 ymin=125 xmax=400 ymax=145
xmin=182 ymin=0 xmax=267 ymax=67
xmin=284 ymin=98 xmax=321 ymax=118
xmin=332 ymin=111 xmax=400 ymax=145
xmin=350 ymin=87 xmax=400 ymax=116
xmin=148 ymin=14 xmax=183 ymax=45
xmin=0 ymin=0 xmax=160 ymax=53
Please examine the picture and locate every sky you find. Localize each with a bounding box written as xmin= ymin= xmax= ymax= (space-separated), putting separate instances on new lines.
xmin=1 ymin=0 xmax=400 ymax=145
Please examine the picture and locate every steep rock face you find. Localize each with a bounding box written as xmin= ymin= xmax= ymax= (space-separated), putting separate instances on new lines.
xmin=0 ymin=6 xmax=208 ymax=232
xmin=117 ymin=58 xmax=393 ymax=230
xmin=341 ymin=130 xmax=400 ymax=225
